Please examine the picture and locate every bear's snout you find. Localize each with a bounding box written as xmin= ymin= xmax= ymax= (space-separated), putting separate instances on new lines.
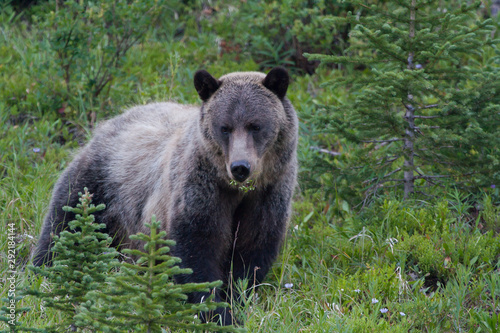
xmin=230 ymin=160 xmax=251 ymax=182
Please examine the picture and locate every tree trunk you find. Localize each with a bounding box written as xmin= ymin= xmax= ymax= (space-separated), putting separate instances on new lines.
xmin=403 ymin=0 xmax=417 ymax=199
xmin=403 ymin=104 xmax=415 ymax=199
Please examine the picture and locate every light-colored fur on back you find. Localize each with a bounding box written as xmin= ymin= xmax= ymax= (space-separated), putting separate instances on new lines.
xmin=85 ymin=102 xmax=201 ymax=241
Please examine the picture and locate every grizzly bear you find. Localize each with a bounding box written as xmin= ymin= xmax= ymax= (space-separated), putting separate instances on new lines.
xmin=32 ymin=67 xmax=298 ymax=325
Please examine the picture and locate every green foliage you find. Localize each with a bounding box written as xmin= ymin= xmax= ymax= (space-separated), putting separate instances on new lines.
xmin=305 ymin=0 xmax=500 ymax=203
xmin=481 ymin=194 xmax=500 ymax=232
xmin=399 ymin=234 xmax=448 ymax=280
xmin=0 ymin=103 xmax=74 ymax=268
xmin=76 ymin=217 xmax=244 ymax=332
xmin=284 ymin=192 xmax=500 ymax=331
xmin=229 ymin=179 xmax=256 ymax=193
xmin=25 ymin=188 xmax=118 ymax=332
xmin=375 ymin=198 xmax=451 ymax=236
xmin=199 ymin=0 xmax=353 ymax=72
xmin=1 ymin=0 xmax=167 ymax=125
xmin=33 ymin=0 xmax=166 ymax=121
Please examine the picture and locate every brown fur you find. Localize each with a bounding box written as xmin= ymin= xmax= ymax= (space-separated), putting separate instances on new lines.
xmin=33 ymin=67 xmax=298 ymax=325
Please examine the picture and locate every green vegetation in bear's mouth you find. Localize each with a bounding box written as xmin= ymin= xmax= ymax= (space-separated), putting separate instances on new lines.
xmin=229 ymin=179 xmax=256 ymax=193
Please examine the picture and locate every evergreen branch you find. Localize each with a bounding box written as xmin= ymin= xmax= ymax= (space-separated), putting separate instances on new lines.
xmin=416 ymin=146 xmax=454 ymax=151
xmin=414 ymin=170 xmax=447 ymax=187
xmin=359 ymin=26 xmax=407 ymax=63
xmin=415 ymin=174 xmax=451 ymax=179
xmin=362 ymin=155 xmax=400 ymax=168
xmin=379 ymin=183 xmax=404 ymax=188
xmin=362 ymin=138 xmax=403 ymax=143
xmin=349 ymin=2 xmax=413 ymax=23
xmin=420 ymin=104 xmax=439 ymax=110
xmin=363 ymin=167 xmax=402 ymax=184
xmin=310 ymin=146 xmax=342 ymax=156
xmin=415 ymin=191 xmax=437 ymax=198
xmin=372 ymin=178 xmax=405 ymax=184
xmin=364 ymin=178 xmax=404 ymax=193
xmin=414 ymin=115 xmax=441 ymax=119
xmin=380 ymin=155 xmax=401 ymax=164
xmin=304 ymin=53 xmax=382 ymax=64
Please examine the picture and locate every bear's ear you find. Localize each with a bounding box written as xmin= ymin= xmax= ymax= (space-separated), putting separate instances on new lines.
xmin=263 ymin=66 xmax=289 ymax=99
xmin=194 ymin=70 xmax=221 ymax=102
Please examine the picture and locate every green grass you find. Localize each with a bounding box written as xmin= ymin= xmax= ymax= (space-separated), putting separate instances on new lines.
xmin=1 ymin=2 xmax=499 ymax=332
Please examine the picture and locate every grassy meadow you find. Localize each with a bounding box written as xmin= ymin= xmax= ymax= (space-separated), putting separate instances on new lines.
xmin=1 ymin=1 xmax=499 ymax=332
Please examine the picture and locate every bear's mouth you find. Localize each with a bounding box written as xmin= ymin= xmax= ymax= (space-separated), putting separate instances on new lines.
xmin=229 ymin=178 xmax=256 ymax=192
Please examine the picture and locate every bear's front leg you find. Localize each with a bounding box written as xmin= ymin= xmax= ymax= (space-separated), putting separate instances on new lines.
xmin=229 ymin=181 xmax=293 ymax=297
xmin=169 ymin=186 xmax=236 ymax=325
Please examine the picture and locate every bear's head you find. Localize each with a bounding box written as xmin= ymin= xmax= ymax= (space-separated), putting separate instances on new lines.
xmin=194 ymin=67 xmax=292 ymax=187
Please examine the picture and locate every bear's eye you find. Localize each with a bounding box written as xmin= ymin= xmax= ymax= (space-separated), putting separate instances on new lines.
xmin=221 ymin=126 xmax=231 ymax=135
xmin=250 ymin=124 xmax=261 ymax=133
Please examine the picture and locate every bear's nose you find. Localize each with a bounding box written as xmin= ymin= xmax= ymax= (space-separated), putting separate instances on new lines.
xmin=230 ymin=160 xmax=251 ymax=182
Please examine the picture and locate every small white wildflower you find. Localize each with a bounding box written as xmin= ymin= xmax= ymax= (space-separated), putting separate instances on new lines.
xmin=372 ymin=298 xmax=379 ymax=304
xmin=400 ymin=312 xmax=406 ymax=316
xmin=294 ymin=225 xmax=299 ymax=231
xmin=284 ymin=283 xmax=293 ymax=289
xmin=380 ymin=308 xmax=388 ymax=313
xmin=330 ymin=302 xmax=343 ymax=315
xmin=354 ymin=289 xmax=361 ymax=293
xmin=341 ymin=289 xmax=344 ymax=292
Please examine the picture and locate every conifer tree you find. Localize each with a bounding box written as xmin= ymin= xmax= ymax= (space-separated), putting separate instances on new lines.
xmin=306 ymin=0 xmax=499 ymax=202
xmin=77 ymin=217 xmax=245 ymax=333
xmin=26 ymin=188 xmax=118 ymax=332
